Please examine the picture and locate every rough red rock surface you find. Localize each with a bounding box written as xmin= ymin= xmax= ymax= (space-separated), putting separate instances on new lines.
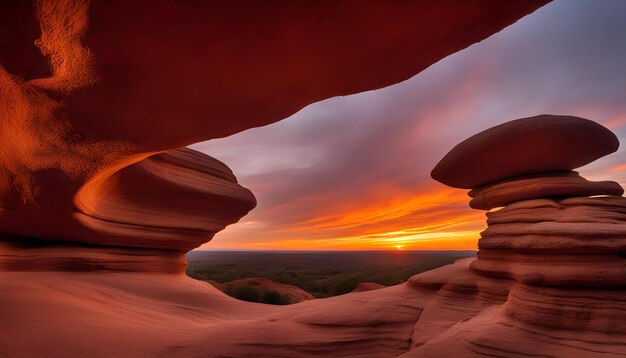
xmin=0 ymin=0 xmax=549 ymax=268
xmin=431 ymin=115 xmax=620 ymax=189
xmin=468 ymin=171 xmax=624 ymax=210
xmin=422 ymin=115 xmax=626 ymax=357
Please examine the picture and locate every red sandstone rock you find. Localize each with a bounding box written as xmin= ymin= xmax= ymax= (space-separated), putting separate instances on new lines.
xmin=4 ymin=258 xmax=623 ymax=358
xmin=472 ymin=196 xmax=626 ymax=286
xmin=0 ymin=240 xmax=185 ymax=273
xmin=0 ymin=0 xmax=548 ymax=263
xmin=0 ymin=147 xmax=256 ymax=258
xmin=15 ymin=1 xmax=626 ymax=358
xmin=424 ymin=115 xmax=626 ymax=356
xmin=431 ymin=115 xmax=620 ymax=188
xmin=471 ymin=250 xmax=626 ymax=287
xmin=469 ymin=171 xmax=624 ymax=210
xmin=486 ymin=197 xmax=626 ymax=226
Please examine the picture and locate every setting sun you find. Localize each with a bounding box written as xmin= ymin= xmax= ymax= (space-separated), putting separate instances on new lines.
xmin=394 ymin=244 xmax=404 ymax=250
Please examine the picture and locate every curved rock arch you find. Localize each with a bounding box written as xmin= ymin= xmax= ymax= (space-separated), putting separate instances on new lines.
xmin=0 ymin=0 xmax=549 ymax=271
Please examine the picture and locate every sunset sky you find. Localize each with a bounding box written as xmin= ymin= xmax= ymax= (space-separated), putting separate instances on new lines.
xmin=194 ymin=0 xmax=626 ymax=251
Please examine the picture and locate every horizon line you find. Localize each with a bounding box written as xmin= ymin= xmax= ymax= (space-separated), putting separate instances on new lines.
xmin=190 ymin=248 xmax=478 ymax=252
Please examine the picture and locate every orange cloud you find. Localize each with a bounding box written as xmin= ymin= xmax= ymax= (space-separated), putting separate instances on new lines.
xmin=195 ymin=0 xmax=626 ymax=252
xmin=610 ymin=163 xmax=626 ymax=173
xmin=205 ymin=186 xmax=484 ymax=250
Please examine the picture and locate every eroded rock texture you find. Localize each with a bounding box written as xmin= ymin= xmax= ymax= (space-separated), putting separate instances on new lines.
xmin=0 ymin=0 xmax=548 ymax=272
xmin=431 ymin=115 xmax=620 ymax=188
xmin=413 ymin=115 xmax=626 ymax=357
xmin=9 ymin=2 xmax=618 ymax=358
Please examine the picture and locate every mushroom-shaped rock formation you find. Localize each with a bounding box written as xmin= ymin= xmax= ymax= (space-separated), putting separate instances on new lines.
xmin=468 ymin=171 xmax=624 ymax=210
xmin=431 ymin=115 xmax=620 ymax=188
xmin=411 ymin=115 xmax=626 ymax=356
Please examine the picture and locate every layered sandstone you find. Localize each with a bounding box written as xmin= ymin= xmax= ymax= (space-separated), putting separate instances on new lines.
xmin=0 ymin=148 xmax=255 ymax=272
xmin=468 ymin=171 xmax=624 ymax=210
xmin=7 ymin=1 xmax=611 ymax=358
xmin=410 ymin=115 xmax=626 ymax=356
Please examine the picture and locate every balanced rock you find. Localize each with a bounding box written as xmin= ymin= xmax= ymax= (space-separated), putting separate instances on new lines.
xmin=431 ymin=114 xmax=626 ymax=335
xmin=431 ymin=115 xmax=619 ymax=188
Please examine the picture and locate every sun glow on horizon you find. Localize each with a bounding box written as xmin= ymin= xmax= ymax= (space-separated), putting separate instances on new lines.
xmin=195 ymin=0 xmax=626 ymax=253
xmin=207 ymin=226 xmax=483 ymax=251
xmin=204 ymin=186 xmax=485 ymax=251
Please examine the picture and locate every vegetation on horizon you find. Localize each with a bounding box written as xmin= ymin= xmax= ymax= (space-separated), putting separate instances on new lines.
xmin=186 ymin=250 xmax=475 ymax=302
xmin=223 ymin=285 xmax=292 ymax=305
